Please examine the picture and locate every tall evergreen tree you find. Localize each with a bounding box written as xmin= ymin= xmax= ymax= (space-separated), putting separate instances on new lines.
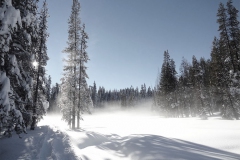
xmin=59 ymin=76 xmax=73 ymax=127
xmin=0 ymin=0 xmax=41 ymax=136
xmin=217 ymin=2 xmax=236 ymax=72
xmin=60 ymin=0 xmax=91 ymax=129
xmin=140 ymin=83 xmax=146 ymax=99
xmin=46 ymin=75 xmax=51 ymax=102
xmin=30 ymin=0 xmax=49 ymax=130
xmin=91 ymin=81 xmax=97 ymax=108
xmin=216 ymin=1 xmax=239 ymax=119
xmin=61 ymin=0 xmax=81 ymax=129
xmin=0 ymin=0 xmax=23 ymax=135
xmin=158 ymin=50 xmax=177 ymax=116
xmin=178 ymin=57 xmax=191 ymax=117
xmin=49 ymin=83 xmax=60 ymax=113
xmin=227 ymin=0 xmax=240 ymax=71
xmin=77 ymin=23 xmax=92 ymax=129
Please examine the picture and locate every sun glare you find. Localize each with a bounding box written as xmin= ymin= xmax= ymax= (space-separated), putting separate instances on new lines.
xmin=32 ymin=61 xmax=39 ymax=67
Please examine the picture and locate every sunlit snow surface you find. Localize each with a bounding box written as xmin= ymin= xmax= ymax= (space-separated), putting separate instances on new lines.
xmin=1 ymin=106 xmax=240 ymax=160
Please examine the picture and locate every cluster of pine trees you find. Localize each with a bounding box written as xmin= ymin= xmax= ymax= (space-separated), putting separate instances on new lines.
xmin=154 ymin=0 xmax=240 ymax=120
xmin=47 ymin=82 xmax=154 ymax=115
xmin=48 ymin=82 xmax=60 ymax=113
xmin=58 ymin=0 xmax=92 ymax=129
xmin=89 ymin=82 xmax=153 ymax=108
xmin=1 ymin=0 xmax=238 ymax=138
xmin=0 ymin=0 xmax=50 ymax=136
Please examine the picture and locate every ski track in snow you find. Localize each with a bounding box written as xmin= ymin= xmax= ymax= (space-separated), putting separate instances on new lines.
xmin=0 ymin=125 xmax=79 ymax=160
xmin=1 ymin=110 xmax=240 ymax=160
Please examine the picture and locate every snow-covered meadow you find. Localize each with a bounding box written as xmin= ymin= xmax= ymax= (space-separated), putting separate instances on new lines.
xmin=1 ymin=105 xmax=240 ymax=160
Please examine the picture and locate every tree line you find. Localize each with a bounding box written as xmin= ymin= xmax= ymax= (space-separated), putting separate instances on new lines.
xmin=89 ymin=82 xmax=153 ymax=108
xmin=154 ymin=0 xmax=240 ymax=120
xmin=48 ymin=81 xmax=154 ymax=112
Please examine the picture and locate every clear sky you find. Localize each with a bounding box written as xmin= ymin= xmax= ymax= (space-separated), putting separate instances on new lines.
xmin=40 ymin=0 xmax=240 ymax=90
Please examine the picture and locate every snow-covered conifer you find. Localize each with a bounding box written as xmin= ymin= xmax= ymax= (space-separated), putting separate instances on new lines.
xmin=76 ymin=23 xmax=92 ymax=128
xmin=91 ymin=81 xmax=97 ymax=108
xmin=158 ymin=50 xmax=177 ymax=117
xmin=0 ymin=0 xmax=31 ymax=136
xmin=31 ymin=0 xmax=49 ymax=129
xmin=60 ymin=0 xmax=91 ymax=129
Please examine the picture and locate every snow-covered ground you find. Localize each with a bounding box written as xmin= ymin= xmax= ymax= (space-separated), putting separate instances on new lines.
xmin=1 ymin=106 xmax=240 ymax=160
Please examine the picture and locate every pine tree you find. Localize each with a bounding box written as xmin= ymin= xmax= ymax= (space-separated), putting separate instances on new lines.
xmin=0 ymin=0 xmax=23 ymax=135
xmin=31 ymin=0 xmax=49 ymax=130
xmin=191 ymin=55 xmax=208 ymax=117
xmin=140 ymin=84 xmax=146 ymax=100
xmin=61 ymin=0 xmax=80 ymax=129
xmin=10 ymin=0 xmax=39 ymax=113
xmin=135 ymin=87 xmax=140 ymax=104
xmin=59 ymin=76 xmax=73 ymax=127
xmin=158 ymin=50 xmax=177 ymax=116
xmin=9 ymin=0 xmax=39 ymax=131
xmin=198 ymin=57 xmax=212 ymax=118
xmin=120 ymin=89 xmax=127 ymax=107
xmin=97 ymin=87 xmax=102 ymax=107
xmin=226 ymin=0 xmax=240 ymax=119
xmin=91 ymin=81 xmax=97 ymax=108
xmin=216 ymin=1 xmax=239 ymax=119
xmin=46 ymin=75 xmax=51 ymax=102
xmin=77 ymin=23 xmax=92 ymax=129
xmin=178 ymin=57 xmax=191 ymax=117
xmin=49 ymin=83 xmax=60 ymax=113
xmin=60 ymin=0 xmax=91 ymax=129
xmin=227 ymin=0 xmax=240 ymax=71
xmin=0 ymin=0 xmax=40 ymax=136
xmin=147 ymin=87 xmax=153 ymax=98
xmin=217 ymin=2 xmax=236 ymax=72
xmin=128 ymin=86 xmax=135 ymax=107
xmin=152 ymin=70 xmax=160 ymax=110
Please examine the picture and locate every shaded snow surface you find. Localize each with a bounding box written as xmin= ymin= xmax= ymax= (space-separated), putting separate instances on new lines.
xmin=0 ymin=125 xmax=78 ymax=160
xmin=1 ymin=107 xmax=240 ymax=160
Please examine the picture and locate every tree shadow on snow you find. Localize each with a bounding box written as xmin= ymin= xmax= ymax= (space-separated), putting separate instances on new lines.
xmin=0 ymin=126 xmax=49 ymax=160
xmin=77 ymin=130 xmax=240 ymax=160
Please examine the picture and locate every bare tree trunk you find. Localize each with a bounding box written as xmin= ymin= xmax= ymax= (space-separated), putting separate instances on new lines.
xmin=77 ymin=61 xmax=81 ymax=129
xmin=31 ymin=36 xmax=44 ymax=130
xmin=227 ymin=90 xmax=239 ymax=120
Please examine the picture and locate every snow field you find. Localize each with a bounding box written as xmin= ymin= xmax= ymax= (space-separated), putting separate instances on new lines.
xmin=1 ymin=108 xmax=240 ymax=160
xmin=44 ymin=107 xmax=240 ymax=160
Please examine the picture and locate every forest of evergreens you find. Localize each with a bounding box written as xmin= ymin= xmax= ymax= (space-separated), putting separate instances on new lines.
xmin=0 ymin=0 xmax=239 ymax=136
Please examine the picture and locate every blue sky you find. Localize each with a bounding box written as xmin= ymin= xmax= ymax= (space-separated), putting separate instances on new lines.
xmin=41 ymin=0 xmax=240 ymax=90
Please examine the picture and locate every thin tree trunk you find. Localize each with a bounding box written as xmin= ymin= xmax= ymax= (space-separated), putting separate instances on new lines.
xmin=31 ymin=65 xmax=40 ymax=130
xmin=72 ymin=0 xmax=78 ymax=129
xmin=77 ymin=60 xmax=81 ymax=129
xmin=227 ymin=89 xmax=239 ymax=120
xmin=31 ymin=33 xmax=44 ymax=130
